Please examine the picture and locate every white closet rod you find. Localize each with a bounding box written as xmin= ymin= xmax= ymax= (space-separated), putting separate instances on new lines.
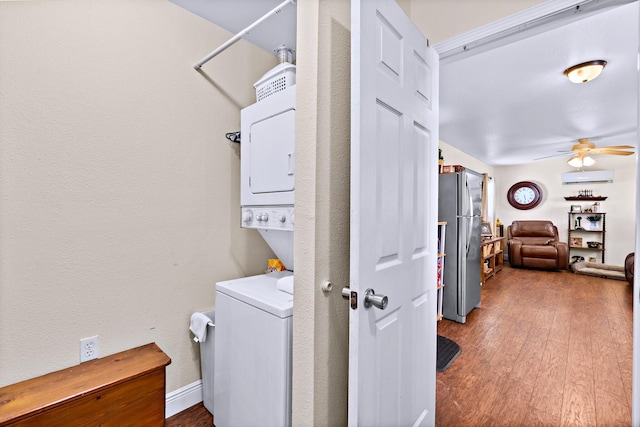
xmin=194 ymin=0 xmax=296 ymax=70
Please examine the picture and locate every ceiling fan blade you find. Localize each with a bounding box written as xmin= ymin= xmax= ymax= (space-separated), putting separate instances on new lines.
xmin=592 ymin=149 xmax=635 ymax=156
xmin=593 ymin=144 xmax=635 ymax=150
xmin=533 ymin=152 xmax=572 ymax=160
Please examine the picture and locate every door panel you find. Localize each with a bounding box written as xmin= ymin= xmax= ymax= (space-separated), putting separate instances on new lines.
xmin=376 ymin=102 xmax=402 ymax=265
xmin=412 ymin=124 xmax=428 ymax=258
xmin=350 ymin=0 xmax=439 ymax=425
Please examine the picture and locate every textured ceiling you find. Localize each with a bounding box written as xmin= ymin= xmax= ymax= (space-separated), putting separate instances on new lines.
xmin=437 ymin=1 xmax=639 ymax=166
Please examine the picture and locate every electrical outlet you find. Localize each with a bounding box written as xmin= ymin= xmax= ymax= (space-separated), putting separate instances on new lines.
xmin=80 ymin=336 xmax=99 ymax=363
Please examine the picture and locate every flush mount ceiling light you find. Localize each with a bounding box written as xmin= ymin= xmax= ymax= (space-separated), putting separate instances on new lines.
xmin=567 ymin=156 xmax=582 ymax=167
xmin=568 ymin=153 xmax=595 ymax=168
xmin=564 ymin=60 xmax=607 ymax=83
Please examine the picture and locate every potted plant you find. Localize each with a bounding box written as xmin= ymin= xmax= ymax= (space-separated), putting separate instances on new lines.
xmin=586 ymin=215 xmax=601 ymax=231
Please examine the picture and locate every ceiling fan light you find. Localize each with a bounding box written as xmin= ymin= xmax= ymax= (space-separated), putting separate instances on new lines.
xmin=568 ymin=156 xmax=583 ymax=167
xmin=564 ymin=60 xmax=607 ymax=83
xmin=582 ymin=155 xmax=596 ymax=166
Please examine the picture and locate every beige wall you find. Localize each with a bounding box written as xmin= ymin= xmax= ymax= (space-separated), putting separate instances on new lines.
xmin=293 ymin=1 xmax=351 ymax=425
xmin=0 ymin=0 xmax=277 ymax=392
xmin=439 ymin=140 xmax=494 ymax=177
xmin=409 ymin=0 xmax=546 ymax=44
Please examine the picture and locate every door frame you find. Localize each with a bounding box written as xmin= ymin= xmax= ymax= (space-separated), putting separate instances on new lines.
xmin=434 ymin=0 xmax=639 ymax=423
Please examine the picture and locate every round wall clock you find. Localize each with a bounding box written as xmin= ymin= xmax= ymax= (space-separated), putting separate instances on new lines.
xmin=507 ymin=181 xmax=543 ymax=210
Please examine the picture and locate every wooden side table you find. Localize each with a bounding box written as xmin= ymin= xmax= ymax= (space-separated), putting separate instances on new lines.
xmin=0 ymin=343 xmax=171 ymax=426
xmin=481 ymin=237 xmax=505 ymax=284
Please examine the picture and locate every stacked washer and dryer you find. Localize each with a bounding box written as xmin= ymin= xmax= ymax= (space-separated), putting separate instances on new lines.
xmin=213 ymin=50 xmax=296 ymax=427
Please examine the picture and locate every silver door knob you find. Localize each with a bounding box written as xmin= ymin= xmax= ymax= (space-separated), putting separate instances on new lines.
xmin=364 ymin=288 xmax=388 ymax=310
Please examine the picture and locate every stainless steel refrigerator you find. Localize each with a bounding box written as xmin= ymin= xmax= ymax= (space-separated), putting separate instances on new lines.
xmin=438 ymin=169 xmax=483 ymax=323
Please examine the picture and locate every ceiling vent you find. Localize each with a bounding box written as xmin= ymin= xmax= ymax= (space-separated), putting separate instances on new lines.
xmin=561 ymin=170 xmax=613 ymax=185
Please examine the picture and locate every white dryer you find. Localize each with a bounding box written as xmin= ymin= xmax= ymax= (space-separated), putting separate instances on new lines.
xmin=240 ymin=85 xmax=295 ymax=208
xmin=212 ymin=61 xmax=296 ymax=426
xmin=240 ymin=84 xmax=296 ymax=271
xmin=213 ymin=271 xmax=293 ymax=427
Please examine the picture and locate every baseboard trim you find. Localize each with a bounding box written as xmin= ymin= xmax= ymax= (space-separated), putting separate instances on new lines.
xmin=165 ymin=380 xmax=203 ymax=418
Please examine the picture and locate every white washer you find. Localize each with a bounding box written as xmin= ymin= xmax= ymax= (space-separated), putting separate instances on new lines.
xmin=213 ymin=271 xmax=293 ymax=427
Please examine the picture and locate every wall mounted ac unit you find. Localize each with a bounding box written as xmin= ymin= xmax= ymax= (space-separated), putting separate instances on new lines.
xmin=561 ymin=170 xmax=613 ymax=184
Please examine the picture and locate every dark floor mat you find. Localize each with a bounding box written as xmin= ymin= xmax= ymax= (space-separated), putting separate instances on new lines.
xmin=437 ymin=335 xmax=461 ymax=372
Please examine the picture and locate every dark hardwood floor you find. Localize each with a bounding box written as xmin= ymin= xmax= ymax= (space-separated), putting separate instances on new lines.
xmin=437 ymin=264 xmax=633 ymax=426
xmin=166 ymin=402 xmax=213 ymax=427
xmin=166 ymin=264 xmax=633 ymax=426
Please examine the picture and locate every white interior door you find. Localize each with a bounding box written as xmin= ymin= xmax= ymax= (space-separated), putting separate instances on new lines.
xmin=349 ymin=0 xmax=439 ymax=425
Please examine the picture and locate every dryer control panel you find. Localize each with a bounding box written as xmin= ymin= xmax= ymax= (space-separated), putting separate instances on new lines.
xmin=241 ymin=206 xmax=294 ymax=231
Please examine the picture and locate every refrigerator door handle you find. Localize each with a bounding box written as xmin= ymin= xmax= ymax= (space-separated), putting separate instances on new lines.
xmin=467 ymin=179 xmax=474 ymax=218
xmin=466 ymin=216 xmax=473 ymax=256
xmin=465 ymin=177 xmax=473 ymax=255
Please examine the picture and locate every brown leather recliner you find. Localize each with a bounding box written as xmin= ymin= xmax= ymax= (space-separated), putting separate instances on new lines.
xmin=507 ymin=220 xmax=569 ymax=270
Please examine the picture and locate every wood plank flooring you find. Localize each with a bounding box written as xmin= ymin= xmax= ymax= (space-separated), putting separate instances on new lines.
xmin=437 ymin=264 xmax=633 ymax=426
xmin=166 ymin=264 xmax=633 ymax=426
xmin=166 ymin=402 xmax=213 ymax=427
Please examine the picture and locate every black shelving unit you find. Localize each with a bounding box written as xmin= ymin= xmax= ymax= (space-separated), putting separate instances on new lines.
xmin=567 ymin=212 xmax=606 ymax=263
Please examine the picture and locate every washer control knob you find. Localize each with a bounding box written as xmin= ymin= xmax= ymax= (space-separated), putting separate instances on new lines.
xmin=256 ymin=213 xmax=263 ymax=222
xmin=279 ymin=214 xmax=286 ymax=223
xmin=261 ymin=213 xmax=269 ymax=222
xmin=243 ymin=210 xmax=253 ymax=223
xmin=290 ymin=213 xmax=295 ymax=225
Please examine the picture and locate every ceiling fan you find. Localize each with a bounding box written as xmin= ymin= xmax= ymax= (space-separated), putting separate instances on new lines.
xmin=566 ymin=138 xmax=634 ymax=167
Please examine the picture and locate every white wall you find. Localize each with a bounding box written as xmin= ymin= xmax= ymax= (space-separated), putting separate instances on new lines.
xmin=0 ymin=0 xmax=277 ymax=393
xmin=441 ymin=142 xmax=636 ymax=265
xmin=495 ymin=155 xmax=636 ymax=265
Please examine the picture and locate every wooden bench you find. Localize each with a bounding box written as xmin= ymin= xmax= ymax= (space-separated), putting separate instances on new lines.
xmin=0 ymin=342 xmax=171 ymax=426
